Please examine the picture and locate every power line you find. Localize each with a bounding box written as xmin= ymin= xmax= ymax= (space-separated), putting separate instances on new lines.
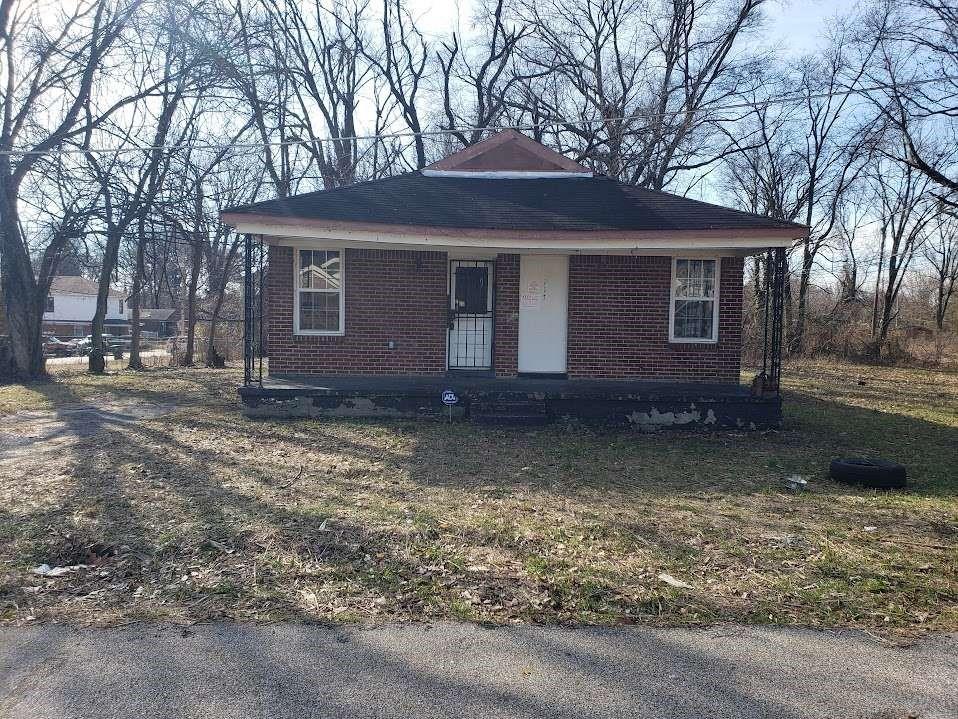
xmin=3 ymin=74 xmax=955 ymax=157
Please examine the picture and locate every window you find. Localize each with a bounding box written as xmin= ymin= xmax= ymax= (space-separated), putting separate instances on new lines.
xmin=454 ymin=266 xmax=489 ymax=314
xmin=295 ymin=249 xmax=343 ymax=334
xmin=118 ymin=299 xmax=124 ymax=314
xmin=46 ymin=296 xmax=54 ymax=313
xmin=670 ymin=258 xmax=719 ymax=342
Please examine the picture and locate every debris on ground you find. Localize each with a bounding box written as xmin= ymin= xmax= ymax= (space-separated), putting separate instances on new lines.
xmin=658 ymin=573 xmax=693 ymax=590
xmin=32 ymin=564 xmax=88 ymax=577
xmin=783 ymin=474 xmax=807 ymax=492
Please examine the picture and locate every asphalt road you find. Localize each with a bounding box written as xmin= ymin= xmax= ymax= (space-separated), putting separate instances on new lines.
xmin=0 ymin=623 xmax=955 ymax=719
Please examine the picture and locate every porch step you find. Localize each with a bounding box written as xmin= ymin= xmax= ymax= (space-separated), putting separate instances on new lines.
xmin=470 ymin=399 xmax=552 ymax=426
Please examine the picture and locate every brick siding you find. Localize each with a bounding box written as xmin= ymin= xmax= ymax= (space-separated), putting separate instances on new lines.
xmin=267 ymin=246 xmax=448 ymax=375
xmin=566 ymin=255 xmax=743 ymax=382
xmin=267 ymin=246 xmax=743 ymax=383
xmin=493 ymin=254 xmax=519 ymax=377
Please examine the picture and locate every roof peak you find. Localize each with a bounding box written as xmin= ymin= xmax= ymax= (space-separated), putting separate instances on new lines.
xmin=425 ymin=130 xmax=592 ymax=175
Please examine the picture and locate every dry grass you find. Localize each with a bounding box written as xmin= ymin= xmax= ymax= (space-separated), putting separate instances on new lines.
xmin=0 ymin=360 xmax=955 ymax=632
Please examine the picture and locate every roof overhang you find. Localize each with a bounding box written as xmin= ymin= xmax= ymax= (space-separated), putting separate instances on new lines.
xmin=220 ymin=213 xmax=804 ymax=254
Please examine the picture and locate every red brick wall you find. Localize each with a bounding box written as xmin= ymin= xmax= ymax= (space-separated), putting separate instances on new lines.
xmin=494 ymin=254 xmax=519 ymax=377
xmin=267 ymin=247 xmax=744 ymax=382
xmin=266 ymin=245 xmax=448 ymax=375
xmin=566 ymin=255 xmax=743 ymax=382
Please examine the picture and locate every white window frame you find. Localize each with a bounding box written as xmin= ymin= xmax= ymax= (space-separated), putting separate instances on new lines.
xmin=669 ymin=256 xmax=721 ymax=344
xmin=293 ymin=247 xmax=345 ymax=336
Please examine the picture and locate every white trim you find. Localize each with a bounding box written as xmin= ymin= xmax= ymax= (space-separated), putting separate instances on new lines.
xmin=225 ymin=220 xmax=797 ymax=252
xmin=668 ymin=256 xmax=721 ymax=344
xmin=293 ymin=247 xmax=346 ymax=336
xmin=421 ymin=169 xmax=592 ymax=179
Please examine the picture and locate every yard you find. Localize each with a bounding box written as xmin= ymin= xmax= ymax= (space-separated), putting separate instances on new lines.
xmin=0 ymin=360 xmax=955 ymax=633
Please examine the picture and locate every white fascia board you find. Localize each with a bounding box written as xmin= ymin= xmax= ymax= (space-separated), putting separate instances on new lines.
xmin=229 ymin=219 xmax=797 ymax=253
xmin=420 ymin=169 xmax=593 ymax=179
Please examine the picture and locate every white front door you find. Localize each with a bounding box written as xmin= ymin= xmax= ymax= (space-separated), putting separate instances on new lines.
xmin=518 ymin=255 xmax=569 ymax=374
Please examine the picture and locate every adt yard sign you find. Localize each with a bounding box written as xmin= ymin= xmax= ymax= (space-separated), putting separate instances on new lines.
xmin=441 ymin=389 xmax=458 ymax=422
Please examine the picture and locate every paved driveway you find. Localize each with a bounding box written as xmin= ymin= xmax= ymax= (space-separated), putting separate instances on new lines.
xmin=0 ymin=623 xmax=955 ymax=718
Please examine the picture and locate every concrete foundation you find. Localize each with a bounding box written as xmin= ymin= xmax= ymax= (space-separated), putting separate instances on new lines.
xmin=239 ymin=375 xmax=782 ymax=430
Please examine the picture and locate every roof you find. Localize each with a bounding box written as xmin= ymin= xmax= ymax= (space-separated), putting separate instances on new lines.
xmin=222 ymin=171 xmax=803 ymax=234
xmin=50 ymin=276 xmax=124 ymax=298
xmin=425 ymin=129 xmax=591 ymax=174
xmin=140 ymin=308 xmax=178 ymax=321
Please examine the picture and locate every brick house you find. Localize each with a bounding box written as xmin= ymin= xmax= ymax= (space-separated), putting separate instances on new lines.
xmin=222 ymin=131 xmax=804 ymax=427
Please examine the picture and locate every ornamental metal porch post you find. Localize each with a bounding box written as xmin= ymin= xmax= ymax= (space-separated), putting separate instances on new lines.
xmin=243 ymin=233 xmax=254 ymax=386
xmin=760 ymin=247 xmax=787 ymax=395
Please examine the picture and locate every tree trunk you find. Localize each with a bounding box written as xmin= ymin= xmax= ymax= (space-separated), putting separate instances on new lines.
xmin=782 ymin=271 xmax=794 ymax=355
xmin=871 ymin=227 xmax=886 ymax=340
xmin=936 ymin=280 xmax=946 ymax=330
xmin=127 ymin=214 xmax=147 ymax=370
xmin=205 ymin=291 xmax=225 ymax=366
xmin=0 ymin=194 xmax=46 ymax=380
xmin=181 ymin=239 xmax=203 ymax=366
xmin=790 ymin=253 xmax=813 ymax=355
xmin=89 ymin=226 xmax=123 ymax=374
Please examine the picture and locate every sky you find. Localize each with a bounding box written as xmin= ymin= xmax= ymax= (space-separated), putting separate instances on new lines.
xmin=407 ymin=0 xmax=864 ymax=57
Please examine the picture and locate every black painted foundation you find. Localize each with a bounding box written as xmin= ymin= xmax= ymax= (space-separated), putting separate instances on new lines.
xmin=239 ymin=375 xmax=782 ymax=430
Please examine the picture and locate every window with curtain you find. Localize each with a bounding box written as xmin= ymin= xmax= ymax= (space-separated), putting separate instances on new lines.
xmin=296 ymin=249 xmax=343 ymax=334
xmin=671 ymin=258 xmax=718 ymax=342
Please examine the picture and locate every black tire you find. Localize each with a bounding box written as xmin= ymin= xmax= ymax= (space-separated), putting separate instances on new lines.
xmin=829 ymin=458 xmax=907 ymax=489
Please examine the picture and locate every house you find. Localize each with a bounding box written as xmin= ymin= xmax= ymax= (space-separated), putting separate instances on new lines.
xmin=43 ymin=276 xmax=129 ymax=338
xmin=222 ymin=130 xmax=805 ymax=428
xmin=137 ymin=308 xmax=180 ymax=338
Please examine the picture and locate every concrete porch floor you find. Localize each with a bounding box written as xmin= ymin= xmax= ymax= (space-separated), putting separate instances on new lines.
xmin=243 ymin=373 xmax=757 ymax=400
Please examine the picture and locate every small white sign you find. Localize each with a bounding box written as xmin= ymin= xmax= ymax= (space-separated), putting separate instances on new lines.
xmin=520 ymin=279 xmax=542 ymax=310
xmin=441 ymin=389 xmax=458 ymax=406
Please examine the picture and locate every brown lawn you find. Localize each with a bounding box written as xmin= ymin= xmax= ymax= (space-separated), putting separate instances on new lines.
xmin=0 ymin=360 xmax=955 ymax=633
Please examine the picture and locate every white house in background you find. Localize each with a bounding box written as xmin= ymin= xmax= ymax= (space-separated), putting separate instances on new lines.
xmin=43 ymin=276 xmax=130 ymax=338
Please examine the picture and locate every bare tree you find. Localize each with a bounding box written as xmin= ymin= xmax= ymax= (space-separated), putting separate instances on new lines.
xmin=257 ymin=0 xmax=372 ymax=188
xmin=203 ymin=159 xmax=264 ymax=365
xmin=923 ymin=212 xmax=958 ymax=329
xmin=722 ymin=25 xmax=880 ymax=353
xmin=437 ymin=0 xmax=541 ymax=147
xmin=362 ymin=0 xmax=429 ymax=168
xmin=870 ymin=159 xmax=938 ymax=355
xmin=516 ymin=0 xmax=768 ymax=188
xmin=0 ymin=0 xmax=142 ymax=379
xmin=82 ymin=17 xmax=194 ymax=373
xmin=867 ymin=0 xmax=958 ymax=203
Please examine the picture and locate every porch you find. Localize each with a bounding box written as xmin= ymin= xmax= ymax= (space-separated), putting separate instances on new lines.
xmin=238 ymin=373 xmax=783 ymax=429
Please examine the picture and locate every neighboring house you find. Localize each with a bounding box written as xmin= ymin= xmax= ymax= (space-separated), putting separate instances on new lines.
xmin=43 ymin=276 xmax=129 ymax=338
xmin=137 ymin=308 xmax=180 ymax=337
xmin=222 ymin=130 xmax=806 ymax=428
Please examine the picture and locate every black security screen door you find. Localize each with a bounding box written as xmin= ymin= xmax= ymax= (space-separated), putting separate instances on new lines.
xmin=448 ymin=260 xmax=494 ymax=370
xmin=455 ymin=267 xmax=488 ymax=314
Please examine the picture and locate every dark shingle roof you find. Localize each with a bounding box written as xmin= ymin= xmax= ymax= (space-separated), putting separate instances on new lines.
xmin=50 ymin=275 xmax=124 ymax=298
xmin=223 ymin=172 xmax=804 ymax=233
